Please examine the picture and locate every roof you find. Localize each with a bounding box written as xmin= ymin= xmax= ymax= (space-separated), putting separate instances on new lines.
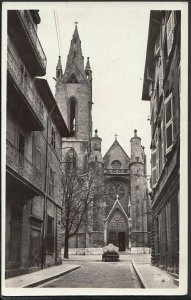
xmin=103 ymin=139 xmax=129 ymax=161
xmin=35 ymin=78 xmax=70 ymax=137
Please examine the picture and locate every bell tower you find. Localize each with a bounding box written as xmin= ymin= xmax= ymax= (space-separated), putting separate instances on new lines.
xmin=129 ymin=129 xmax=150 ymax=253
xmin=55 ymin=24 xmax=93 ymax=169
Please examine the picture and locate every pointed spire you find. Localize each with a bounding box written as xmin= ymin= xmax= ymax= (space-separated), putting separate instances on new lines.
xmin=56 ymin=56 xmax=63 ymax=79
xmin=65 ymin=23 xmax=84 ymax=73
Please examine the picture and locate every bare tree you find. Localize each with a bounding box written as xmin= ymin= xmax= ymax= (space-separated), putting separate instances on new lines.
xmin=60 ymin=160 xmax=104 ymax=258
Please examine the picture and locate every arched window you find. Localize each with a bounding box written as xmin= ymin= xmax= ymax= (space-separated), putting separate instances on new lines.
xmin=69 ymin=98 xmax=76 ymax=136
xmin=67 ymin=73 xmax=78 ymax=84
xmin=65 ymin=148 xmax=77 ymax=170
xmin=111 ymin=160 xmax=121 ymax=169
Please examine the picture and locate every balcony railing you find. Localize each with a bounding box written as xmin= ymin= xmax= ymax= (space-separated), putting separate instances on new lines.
xmin=104 ymin=169 xmax=130 ymax=175
xmin=18 ymin=10 xmax=47 ymax=71
xmin=6 ymin=139 xmax=43 ymax=191
xmin=7 ymin=48 xmax=44 ymax=125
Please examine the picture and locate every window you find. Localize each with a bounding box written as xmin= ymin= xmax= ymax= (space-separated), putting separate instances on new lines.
xmin=69 ymin=98 xmax=76 ymax=136
xmin=111 ymin=160 xmax=121 ymax=169
xmin=35 ymin=148 xmax=41 ymax=170
xmin=51 ymin=126 xmax=56 ymax=149
xmin=9 ymin=206 xmax=23 ymax=265
xmin=47 ymin=215 xmax=54 ymax=253
xmin=165 ymin=93 xmax=173 ymax=153
xmin=161 ymin=119 xmax=165 ymax=168
xmin=166 ymin=12 xmax=175 ymax=56
xmin=67 ymin=73 xmax=78 ymax=84
xmin=155 ymin=217 xmax=160 ymax=255
xmin=151 ymin=149 xmax=157 ymax=187
xmin=18 ymin=133 xmax=25 ymax=167
xmin=48 ymin=166 xmax=54 ymax=198
xmin=65 ymin=148 xmax=76 ymax=170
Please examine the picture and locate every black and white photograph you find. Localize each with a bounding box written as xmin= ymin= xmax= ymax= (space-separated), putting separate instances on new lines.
xmin=1 ymin=1 xmax=188 ymax=296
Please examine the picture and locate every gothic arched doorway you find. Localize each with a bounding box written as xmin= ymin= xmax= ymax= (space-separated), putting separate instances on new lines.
xmin=107 ymin=208 xmax=128 ymax=251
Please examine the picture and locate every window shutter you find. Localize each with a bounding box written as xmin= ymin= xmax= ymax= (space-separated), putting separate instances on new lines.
xmin=161 ymin=120 xmax=164 ymax=168
xmin=167 ymin=12 xmax=175 ymax=56
xmin=151 ymin=149 xmax=157 ymax=187
xmin=158 ymin=59 xmax=163 ymax=97
xmin=165 ymin=93 xmax=173 ymax=153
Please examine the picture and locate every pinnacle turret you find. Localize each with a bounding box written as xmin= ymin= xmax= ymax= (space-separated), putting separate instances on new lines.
xmin=56 ymin=56 xmax=63 ymax=79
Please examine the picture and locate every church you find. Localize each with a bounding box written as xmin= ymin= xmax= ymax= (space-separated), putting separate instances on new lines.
xmin=55 ymin=24 xmax=151 ymax=254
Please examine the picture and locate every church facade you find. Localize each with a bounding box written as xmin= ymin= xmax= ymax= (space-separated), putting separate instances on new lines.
xmin=55 ymin=25 xmax=151 ymax=254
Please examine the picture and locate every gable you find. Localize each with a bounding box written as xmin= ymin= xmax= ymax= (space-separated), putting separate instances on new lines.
xmin=63 ymin=62 xmax=88 ymax=85
xmin=103 ymin=141 xmax=130 ymax=169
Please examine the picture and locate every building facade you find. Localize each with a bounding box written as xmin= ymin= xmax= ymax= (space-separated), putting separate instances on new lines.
xmin=142 ymin=11 xmax=180 ymax=275
xmin=56 ymin=25 xmax=151 ymax=255
xmin=6 ymin=10 xmax=69 ymax=278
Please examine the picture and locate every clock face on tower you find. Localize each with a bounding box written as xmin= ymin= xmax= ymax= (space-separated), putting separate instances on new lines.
xmin=105 ymin=181 xmax=128 ymax=202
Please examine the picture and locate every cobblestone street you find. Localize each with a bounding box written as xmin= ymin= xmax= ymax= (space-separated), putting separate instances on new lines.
xmin=42 ymin=260 xmax=141 ymax=288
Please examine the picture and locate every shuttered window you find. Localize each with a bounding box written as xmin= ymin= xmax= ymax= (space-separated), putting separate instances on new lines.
xmin=48 ymin=166 xmax=55 ymax=198
xmin=151 ymin=149 xmax=157 ymax=187
xmin=165 ymin=93 xmax=173 ymax=153
xmin=166 ymin=12 xmax=175 ymax=56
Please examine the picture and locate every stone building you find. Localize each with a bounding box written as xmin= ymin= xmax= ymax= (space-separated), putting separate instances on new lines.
xmin=6 ymin=10 xmax=69 ymax=278
xmin=56 ymin=25 xmax=151 ymax=255
xmin=142 ymin=11 xmax=180 ymax=275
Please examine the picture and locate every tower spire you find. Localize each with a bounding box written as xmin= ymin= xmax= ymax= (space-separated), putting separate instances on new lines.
xmin=65 ymin=23 xmax=84 ymax=73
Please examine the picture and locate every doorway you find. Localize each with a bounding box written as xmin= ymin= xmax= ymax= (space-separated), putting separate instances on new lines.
xmin=118 ymin=232 xmax=126 ymax=251
xmin=30 ymin=228 xmax=41 ymax=267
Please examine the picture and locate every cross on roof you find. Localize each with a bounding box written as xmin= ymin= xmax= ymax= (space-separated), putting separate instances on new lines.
xmin=74 ymin=21 xmax=78 ymax=26
xmin=116 ymin=194 xmax=119 ymax=201
xmin=115 ymin=133 xmax=118 ymax=141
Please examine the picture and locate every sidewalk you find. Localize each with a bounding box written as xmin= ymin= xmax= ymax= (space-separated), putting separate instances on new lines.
xmin=5 ymin=263 xmax=80 ymax=288
xmin=132 ymin=260 xmax=178 ymax=288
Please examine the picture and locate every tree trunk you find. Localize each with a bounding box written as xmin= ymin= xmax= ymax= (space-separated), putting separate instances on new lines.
xmin=64 ymin=231 xmax=69 ymax=259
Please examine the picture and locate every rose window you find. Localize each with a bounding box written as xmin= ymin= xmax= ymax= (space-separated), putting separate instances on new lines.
xmin=106 ymin=182 xmax=127 ymax=201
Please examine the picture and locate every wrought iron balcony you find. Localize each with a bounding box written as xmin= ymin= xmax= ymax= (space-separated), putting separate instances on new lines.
xmin=18 ymin=11 xmax=46 ymax=70
xmin=6 ymin=139 xmax=43 ymax=191
xmin=103 ymin=169 xmax=130 ymax=175
xmin=8 ymin=10 xmax=47 ymax=76
xmin=7 ymin=48 xmax=44 ymax=130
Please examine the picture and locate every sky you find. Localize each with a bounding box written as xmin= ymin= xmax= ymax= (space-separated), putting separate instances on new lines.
xmin=37 ymin=2 xmax=152 ymax=174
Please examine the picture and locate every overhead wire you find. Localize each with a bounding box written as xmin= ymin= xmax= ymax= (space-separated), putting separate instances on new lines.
xmin=56 ymin=12 xmax=63 ymax=58
xmin=53 ymin=10 xmax=61 ymax=56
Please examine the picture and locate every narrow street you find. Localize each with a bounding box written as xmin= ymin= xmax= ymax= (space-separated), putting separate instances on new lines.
xmin=41 ymin=260 xmax=141 ymax=288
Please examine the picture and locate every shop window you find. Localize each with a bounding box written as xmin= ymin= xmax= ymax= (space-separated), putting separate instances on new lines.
xmin=48 ymin=166 xmax=55 ymax=198
xmin=9 ymin=206 xmax=23 ymax=265
xmin=47 ymin=215 xmax=54 ymax=253
xmin=51 ymin=126 xmax=56 ymax=149
xmin=155 ymin=217 xmax=160 ymax=255
xmin=165 ymin=93 xmax=173 ymax=153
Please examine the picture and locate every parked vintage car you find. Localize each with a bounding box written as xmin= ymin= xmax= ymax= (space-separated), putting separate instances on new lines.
xmin=102 ymin=243 xmax=119 ymax=262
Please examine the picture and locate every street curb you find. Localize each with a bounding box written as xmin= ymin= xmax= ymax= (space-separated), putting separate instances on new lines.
xmin=132 ymin=260 xmax=150 ymax=288
xmin=24 ymin=265 xmax=81 ymax=288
